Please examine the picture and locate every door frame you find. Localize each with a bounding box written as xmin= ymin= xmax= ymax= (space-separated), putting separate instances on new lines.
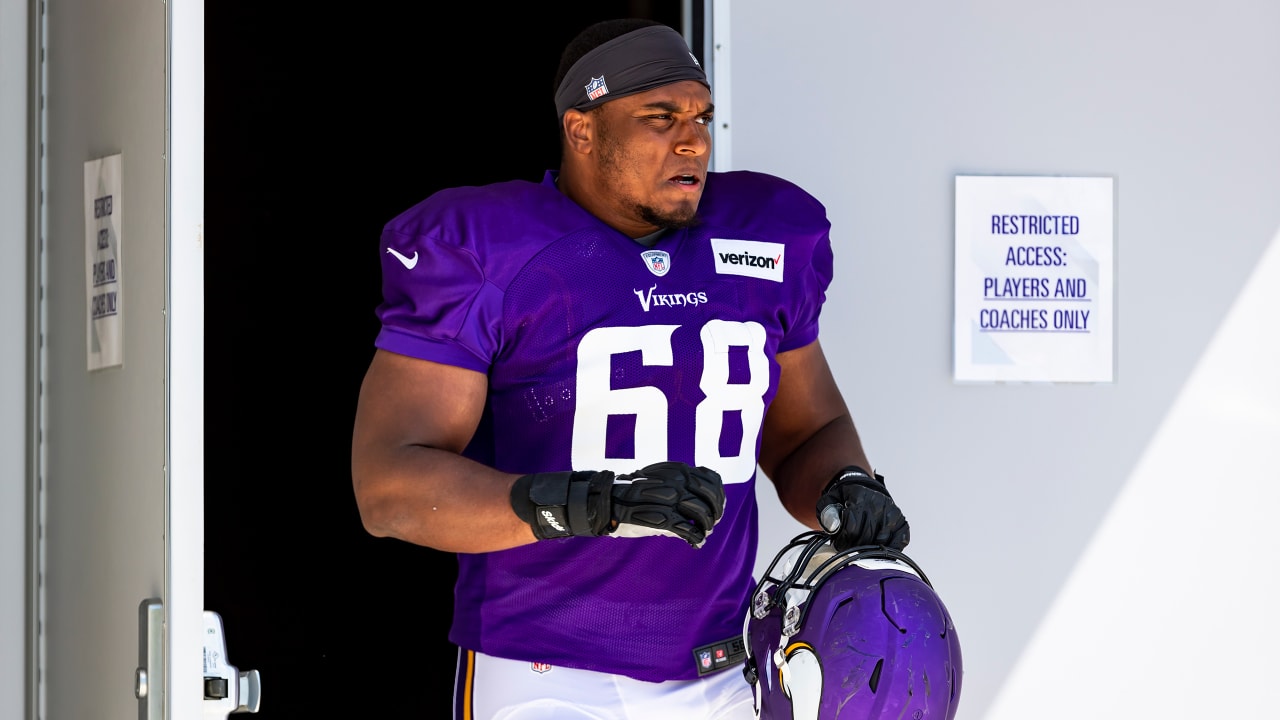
xmin=167 ymin=0 xmax=207 ymax=717
xmin=20 ymin=0 xmax=207 ymax=718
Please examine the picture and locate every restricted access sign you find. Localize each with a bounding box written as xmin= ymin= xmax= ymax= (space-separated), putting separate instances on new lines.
xmin=85 ymin=153 xmax=124 ymax=371
xmin=954 ymin=175 xmax=1114 ymax=383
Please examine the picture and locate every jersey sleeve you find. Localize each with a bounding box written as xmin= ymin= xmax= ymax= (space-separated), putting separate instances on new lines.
xmin=373 ymin=218 xmax=504 ymax=374
xmin=779 ymin=216 xmax=834 ymax=354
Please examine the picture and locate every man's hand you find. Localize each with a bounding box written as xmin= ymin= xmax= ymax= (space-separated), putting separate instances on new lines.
xmin=608 ymin=462 xmax=725 ymax=546
xmin=511 ymin=461 xmax=725 ymax=548
xmin=816 ymin=466 xmax=910 ymax=551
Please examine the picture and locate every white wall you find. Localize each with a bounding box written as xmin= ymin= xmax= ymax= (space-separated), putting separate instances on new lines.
xmin=724 ymin=2 xmax=1280 ymax=718
xmin=0 ymin=0 xmax=29 ymax=718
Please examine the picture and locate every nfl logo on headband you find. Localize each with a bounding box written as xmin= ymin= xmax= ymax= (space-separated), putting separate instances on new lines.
xmin=585 ymin=76 xmax=609 ymax=101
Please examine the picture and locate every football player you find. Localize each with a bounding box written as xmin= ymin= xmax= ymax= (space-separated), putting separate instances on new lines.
xmin=351 ymin=17 xmax=910 ymax=719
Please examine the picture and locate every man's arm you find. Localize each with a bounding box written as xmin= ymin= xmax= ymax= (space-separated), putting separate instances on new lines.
xmin=351 ymin=348 xmax=727 ymax=553
xmin=758 ymin=339 xmax=873 ymax=528
xmin=350 ymin=348 xmax=536 ymax=553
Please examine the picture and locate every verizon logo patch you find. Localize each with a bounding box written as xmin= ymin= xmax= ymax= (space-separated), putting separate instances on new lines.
xmin=710 ymin=239 xmax=784 ymax=282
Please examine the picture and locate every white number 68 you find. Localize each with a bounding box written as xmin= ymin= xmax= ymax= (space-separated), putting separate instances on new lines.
xmin=571 ymin=320 xmax=768 ymax=484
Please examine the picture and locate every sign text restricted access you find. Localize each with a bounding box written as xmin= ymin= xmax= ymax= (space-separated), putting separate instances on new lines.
xmin=981 ymin=220 xmax=1091 ymax=333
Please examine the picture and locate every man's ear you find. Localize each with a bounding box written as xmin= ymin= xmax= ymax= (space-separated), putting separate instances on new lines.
xmin=562 ymin=109 xmax=593 ymax=154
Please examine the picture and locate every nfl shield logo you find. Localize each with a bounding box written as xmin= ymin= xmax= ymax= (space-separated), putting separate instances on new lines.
xmin=585 ymin=76 xmax=609 ymax=101
xmin=530 ymin=662 xmax=552 ymax=674
xmin=641 ymin=249 xmax=671 ymax=277
xmin=699 ymin=650 xmax=712 ymax=669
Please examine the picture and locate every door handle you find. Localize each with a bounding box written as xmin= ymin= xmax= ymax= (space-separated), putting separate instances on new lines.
xmin=136 ymin=598 xmax=164 ymax=720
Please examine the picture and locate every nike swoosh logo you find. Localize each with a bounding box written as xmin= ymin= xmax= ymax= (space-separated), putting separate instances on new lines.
xmin=386 ymin=247 xmax=419 ymax=269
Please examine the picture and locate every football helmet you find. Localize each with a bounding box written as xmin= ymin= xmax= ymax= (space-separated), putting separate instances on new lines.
xmin=743 ymin=530 xmax=962 ymax=719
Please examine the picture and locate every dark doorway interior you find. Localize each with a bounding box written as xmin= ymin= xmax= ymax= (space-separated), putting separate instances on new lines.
xmin=205 ymin=2 xmax=696 ymax=718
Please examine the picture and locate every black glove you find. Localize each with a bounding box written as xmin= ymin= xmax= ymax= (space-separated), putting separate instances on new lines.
xmin=816 ymin=466 xmax=910 ymax=551
xmin=510 ymin=461 xmax=726 ymax=548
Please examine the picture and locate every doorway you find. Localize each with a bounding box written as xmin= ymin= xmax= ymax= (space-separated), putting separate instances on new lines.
xmin=205 ymin=3 xmax=694 ymax=717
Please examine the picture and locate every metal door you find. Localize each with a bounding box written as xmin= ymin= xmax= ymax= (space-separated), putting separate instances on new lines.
xmin=35 ymin=0 xmax=205 ymax=718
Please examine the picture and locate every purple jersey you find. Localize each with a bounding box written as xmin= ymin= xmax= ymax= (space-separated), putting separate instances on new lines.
xmin=374 ymin=169 xmax=834 ymax=682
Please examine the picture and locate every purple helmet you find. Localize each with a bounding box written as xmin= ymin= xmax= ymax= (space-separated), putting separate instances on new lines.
xmin=743 ymin=531 xmax=962 ymax=719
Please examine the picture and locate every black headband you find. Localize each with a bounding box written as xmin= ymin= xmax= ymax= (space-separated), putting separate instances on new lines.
xmin=554 ymin=25 xmax=709 ymax=118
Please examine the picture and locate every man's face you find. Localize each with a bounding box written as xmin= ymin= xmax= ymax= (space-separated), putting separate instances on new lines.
xmin=587 ymin=80 xmax=714 ymax=235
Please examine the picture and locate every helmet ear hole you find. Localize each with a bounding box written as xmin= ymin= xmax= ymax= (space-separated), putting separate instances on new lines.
xmin=868 ymin=658 xmax=884 ymax=693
